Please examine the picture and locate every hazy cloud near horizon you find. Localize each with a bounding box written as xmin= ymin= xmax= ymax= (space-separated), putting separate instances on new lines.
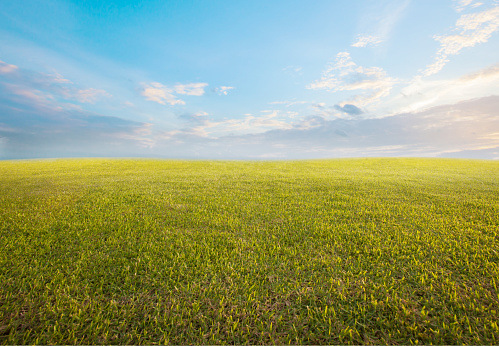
xmin=154 ymin=95 xmax=499 ymax=160
xmin=2 ymin=94 xmax=498 ymax=160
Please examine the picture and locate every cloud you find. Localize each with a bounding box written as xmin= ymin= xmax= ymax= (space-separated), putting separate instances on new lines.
xmin=141 ymin=82 xmax=208 ymax=105
xmin=254 ymin=95 xmax=499 ymax=158
xmin=141 ymin=82 xmax=184 ymax=106
xmin=283 ymin=66 xmax=303 ymax=76
xmin=174 ymin=82 xmax=208 ymax=96
xmin=355 ymin=0 xmax=411 ymax=47
xmin=269 ymin=100 xmax=308 ymax=107
xmin=0 ymin=60 xmax=109 ymax=105
xmin=179 ymin=111 xmax=209 ymax=123
xmin=424 ymin=6 xmax=499 ymax=76
xmin=73 ymin=88 xmax=111 ymax=103
xmin=162 ymin=110 xmax=295 ymax=139
xmin=140 ymin=96 xmax=499 ymax=160
xmin=203 ymin=111 xmax=293 ymax=137
xmin=114 ymin=123 xmax=156 ymax=148
xmin=0 ymin=61 xmax=19 ymax=74
xmin=307 ymin=52 xmax=397 ymax=107
xmin=387 ymin=63 xmax=499 ymax=114
xmin=334 ymin=104 xmax=364 ymax=116
xmin=454 ymin=0 xmax=484 ymax=12
xmin=309 ymin=103 xmax=350 ymax=120
xmin=0 ymin=83 xmax=151 ymax=159
xmin=0 ymin=62 xmax=154 ymax=159
xmin=459 ymin=62 xmax=499 ymax=81
xmin=215 ymin=86 xmax=235 ymax=95
xmin=292 ymin=115 xmax=328 ymax=130
xmin=351 ymin=35 xmax=382 ymax=47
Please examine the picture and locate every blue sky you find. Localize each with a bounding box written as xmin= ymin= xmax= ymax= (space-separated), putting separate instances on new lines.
xmin=1 ymin=0 xmax=499 ymax=159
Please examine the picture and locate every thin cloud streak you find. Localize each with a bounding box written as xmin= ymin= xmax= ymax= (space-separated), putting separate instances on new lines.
xmin=355 ymin=0 xmax=411 ymax=47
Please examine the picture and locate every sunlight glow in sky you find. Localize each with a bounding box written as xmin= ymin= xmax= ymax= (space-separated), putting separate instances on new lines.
xmin=1 ymin=0 xmax=499 ymax=159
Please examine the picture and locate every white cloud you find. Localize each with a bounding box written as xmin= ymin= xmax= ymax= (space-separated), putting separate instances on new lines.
xmin=351 ymin=35 xmax=382 ymax=47
xmin=149 ymin=96 xmax=499 ymax=160
xmin=459 ymin=62 xmax=499 ymax=81
xmin=392 ymin=63 xmax=499 ymax=114
xmin=49 ymin=71 xmax=72 ymax=84
xmin=141 ymin=82 xmax=208 ymax=105
xmin=454 ymin=0 xmax=484 ymax=12
xmin=269 ymin=100 xmax=308 ymax=107
xmin=141 ymin=82 xmax=185 ymax=106
xmin=162 ymin=110 xmax=297 ymax=139
xmin=174 ymin=82 xmax=208 ymax=96
xmin=201 ymin=111 xmax=294 ymax=137
xmin=216 ymin=86 xmax=235 ymax=95
xmin=366 ymin=66 xmax=496 ymax=118
xmin=307 ymin=52 xmax=397 ymax=107
xmin=424 ymin=6 xmax=499 ymax=76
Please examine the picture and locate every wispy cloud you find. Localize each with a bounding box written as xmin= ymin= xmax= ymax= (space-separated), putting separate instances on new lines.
xmin=215 ymin=86 xmax=235 ymax=95
xmin=307 ymin=52 xmax=397 ymax=107
xmin=459 ymin=62 xmax=499 ymax=81
xmin=282 ymin=65 xmax=303 ymax=76
xmin=141 ymin=82 xmax=208 ymax=105
xmin=269 ymin=100 xmax=308 ymax=107
xmin=141 ymin=82 xmax=184 ymax=105
xmin=114 ymin=123 xmax=156 ymax=148
xmin=174 ymin=82 xmax=208 ymax=96
xmin=0 ymin=60 xmax=110 ymax=105
xmin=72 ymin=88 xmax=110 ymax=103
xmin=163 ymin=110 xmax=296 ymax=139
xmin=351 ymin=35 xmax=382 ymax=47
xmin=0 ymin=61 xmax=19 ymax=74
xmin=0 ymin=84 xmax=149 ymax=159
xmin=424 ymin=6 xmax=499 ymax=76
xmin=454 ymin=0 xmax=484 ymax=12
xmin=203 ymin=110 xmax=294 ymax=136
xmin=0 ymin=61 xmax=156 ymax=158
xmin=147 ymin=96 xmax=499 ymax=160
xmin=354 ymin=0 xmax=411 ymax=46
xmin=392 ymin=62 xmax=499 ymax=114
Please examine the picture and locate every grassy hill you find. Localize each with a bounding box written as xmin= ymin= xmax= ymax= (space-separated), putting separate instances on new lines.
xmin=0 ymin=158 xmax=498 ymax=344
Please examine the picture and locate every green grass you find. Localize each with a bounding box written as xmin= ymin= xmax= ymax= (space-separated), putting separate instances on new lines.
xmin=0 ymin=158 xmax=498 ymax=344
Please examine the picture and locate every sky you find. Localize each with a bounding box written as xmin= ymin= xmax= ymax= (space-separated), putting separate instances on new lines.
xmin=1 ymin=0 xmax=499 ymax=160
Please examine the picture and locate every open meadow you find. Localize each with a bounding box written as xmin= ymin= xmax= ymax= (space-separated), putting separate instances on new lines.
xmin=0 ymin=158 xmax=498 ymax=344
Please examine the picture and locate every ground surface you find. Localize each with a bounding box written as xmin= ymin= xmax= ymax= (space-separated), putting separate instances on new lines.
xmin=0 ymin=158 xmax=498 ymax=344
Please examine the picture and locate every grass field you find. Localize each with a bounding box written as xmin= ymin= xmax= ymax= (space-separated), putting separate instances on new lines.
xmin=0 ymin=158 xmax=498 ymax=344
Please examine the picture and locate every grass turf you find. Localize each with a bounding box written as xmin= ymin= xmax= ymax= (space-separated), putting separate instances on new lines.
xmin=0 ymin=158 xmax=498 ymax=344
